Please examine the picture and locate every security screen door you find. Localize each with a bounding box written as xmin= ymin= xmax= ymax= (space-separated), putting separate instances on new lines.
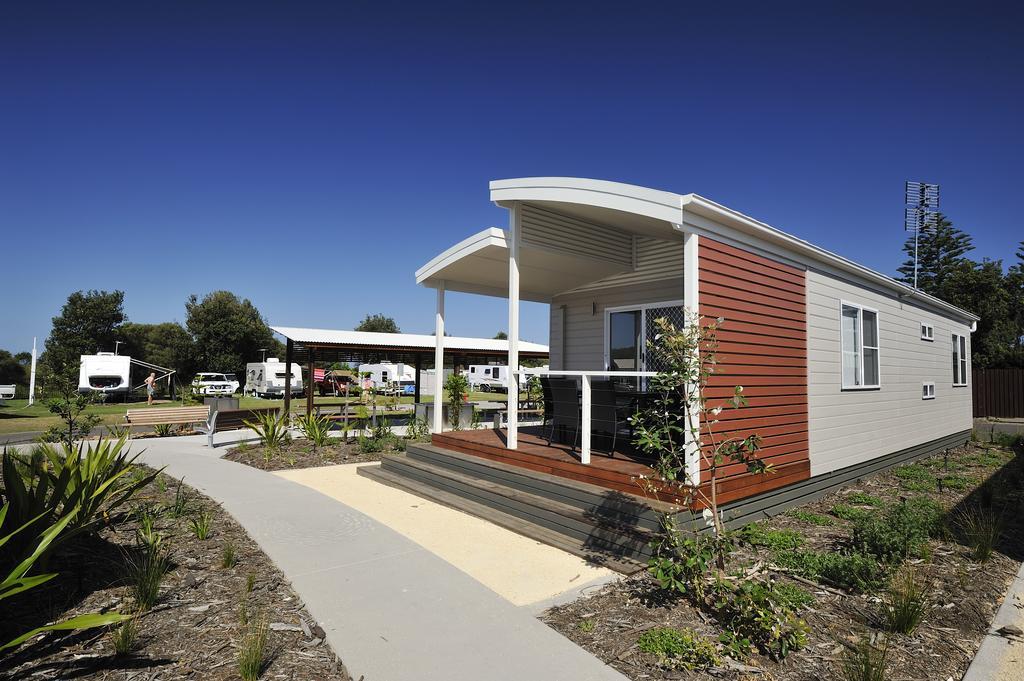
xmin=606 ymin=302 xmax=686 ymax=388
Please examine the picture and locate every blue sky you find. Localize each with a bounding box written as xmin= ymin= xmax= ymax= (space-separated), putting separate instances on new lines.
xmin=1 ymin=1 xmax=1021 ymax=353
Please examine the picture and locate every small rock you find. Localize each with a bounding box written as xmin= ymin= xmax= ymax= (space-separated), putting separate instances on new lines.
xmin=996 ymin=625 xmax=1023 ymax=637
xmin=311 ymin=623 xmax=327 ymax=639
xmin=270 ymin=622 xmax=303 ymax=632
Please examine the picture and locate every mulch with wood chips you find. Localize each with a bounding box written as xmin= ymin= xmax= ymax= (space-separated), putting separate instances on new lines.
xmin=1 ymin=471 xmax=355 ymax=680
xmin=543 ymin=442 xmax=1024 ymax=680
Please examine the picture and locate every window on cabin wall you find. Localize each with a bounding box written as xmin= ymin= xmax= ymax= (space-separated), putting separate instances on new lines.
xmin=841 ymin=302 xmax=880 ymax=389
xmin=952 ymin=333 xmax=968 ymax=386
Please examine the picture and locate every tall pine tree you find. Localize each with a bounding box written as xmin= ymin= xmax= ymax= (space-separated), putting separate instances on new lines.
xmin=897 ymin=213 xmax=974 ymax=295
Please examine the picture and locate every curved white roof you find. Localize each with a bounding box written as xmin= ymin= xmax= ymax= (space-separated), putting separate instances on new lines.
xmin=271 ymin=326 xmax=549 ymax=355
xmin=417 ymin=177 xmax=978 ymax=323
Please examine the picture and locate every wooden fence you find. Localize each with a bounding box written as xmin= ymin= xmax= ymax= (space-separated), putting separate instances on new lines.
xmin=973 ymin=368 xmax=1024 ymax=418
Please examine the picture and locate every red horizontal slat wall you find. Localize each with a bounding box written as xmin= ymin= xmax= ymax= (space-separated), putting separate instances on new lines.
xmin=698 ymin=238 xmax=810 ymax=494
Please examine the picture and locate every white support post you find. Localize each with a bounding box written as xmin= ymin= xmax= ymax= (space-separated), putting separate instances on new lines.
xmin=28 ymin=337 xmax=37 ymax=406
xmin=683 ymin=230 xmax=701 ymax=486
xmin=580 ymin=373 xmax=591 ymax=465
xmin=433 ymin=282 xmax=445 ymax=434
xmin=507 ymin=202 xmax=521 ymax=449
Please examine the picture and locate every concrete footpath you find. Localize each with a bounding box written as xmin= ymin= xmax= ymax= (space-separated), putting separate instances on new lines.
xmin=963 ymin=559 xmax=1024 ymax=681
xmin=134 ymin=434 xmax=627 ymax=681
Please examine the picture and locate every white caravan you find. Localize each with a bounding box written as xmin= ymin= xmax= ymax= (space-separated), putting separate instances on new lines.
xmin=358 ymin=362 xmax=416 ymax=390
xmin=244 ymin=358 xmax=303 ymax=398
xmin=78 ymin=353 xmax=132 ymax=396
xmin=467 ymin=364 xmax=510 ymax=392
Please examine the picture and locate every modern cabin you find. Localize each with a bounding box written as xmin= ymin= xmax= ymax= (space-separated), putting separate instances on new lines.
xmin=362 ymin=177 xmax=979 ymax=570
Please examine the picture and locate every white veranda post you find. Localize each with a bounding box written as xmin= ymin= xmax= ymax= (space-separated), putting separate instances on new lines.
xmin=433 ymin=282 xmax=445 ymax=433
xmin=682 ymin=230 xmax=701 ymax=486
xmin=507 ymin=202 xmax=521 ymax=449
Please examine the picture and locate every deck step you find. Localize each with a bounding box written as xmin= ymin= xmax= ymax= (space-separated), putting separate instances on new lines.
xmin=405 ymin=442 xmax=669 ymax=532
xmin=359 ymin=463 xmax=644 ymax=575
xmin=385 ymin=452 xmax=655 ymax=552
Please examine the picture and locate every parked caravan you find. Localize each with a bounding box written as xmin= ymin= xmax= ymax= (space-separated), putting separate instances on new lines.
xmin=358 ymin=362 xmax=416 ymax=391
xmin=78 ymin=353 xmax=132 ymax=397
xmin=467 ymin=364 xmax=510 ymax=392
xmin=244 ymin=359 xmax=303 ymax=398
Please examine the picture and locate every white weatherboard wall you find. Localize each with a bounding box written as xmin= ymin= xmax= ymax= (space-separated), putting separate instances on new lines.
xmin=807 ymin=268 xmax=973 ymax=476
xmin=549 ymin=278 xmax=684 ymax=371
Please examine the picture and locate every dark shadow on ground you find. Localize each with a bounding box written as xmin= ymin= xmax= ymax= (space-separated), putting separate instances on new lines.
xmin=946 ymin=444 xmax=1024 ymax=562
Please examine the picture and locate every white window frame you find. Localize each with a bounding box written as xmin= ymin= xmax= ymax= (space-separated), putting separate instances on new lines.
xmin=922 ymin=382 xmax=935 ymax=400
xmin=952 ymin=333 xmax=969 ymax=386
xmin=920 ymin=322 xmax=934 ymax=341
xmin=840 ymin=301 xmax=881 ymax=390
xmin=603 ymin=299 xmax=686 ymax=372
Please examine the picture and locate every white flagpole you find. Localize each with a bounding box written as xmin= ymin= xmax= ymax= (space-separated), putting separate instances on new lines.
xmin=28 ymin=336 xmax=38 ymax=406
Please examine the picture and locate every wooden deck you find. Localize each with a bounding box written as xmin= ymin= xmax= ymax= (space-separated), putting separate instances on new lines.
xmin=431 ymin=426 xmax=811 ymax=507
xmin=431 ymin=427 xmax=655 ymax=497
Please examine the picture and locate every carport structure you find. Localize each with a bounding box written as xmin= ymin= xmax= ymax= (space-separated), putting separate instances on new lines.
xmin=270 ymin=327 xmax=548 ymax=418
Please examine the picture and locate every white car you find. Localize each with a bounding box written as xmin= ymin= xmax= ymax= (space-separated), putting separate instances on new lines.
xmin=192 ymin=372 xmax=235 ymax=396
xmin=223 ymin=373 xmax=241 ymax=393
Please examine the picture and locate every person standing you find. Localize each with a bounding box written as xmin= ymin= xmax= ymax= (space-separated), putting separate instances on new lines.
xmin=144 ymin=372 xmax=157 ymax=405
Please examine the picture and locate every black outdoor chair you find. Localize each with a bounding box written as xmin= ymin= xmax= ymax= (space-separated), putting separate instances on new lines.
xmin=544 ymin=378 xmax=580 ymax=450
xmin=539 ymin=375 xmax=555 ymax=432
xmin=589 ymin=379 xmax=630 ymax=457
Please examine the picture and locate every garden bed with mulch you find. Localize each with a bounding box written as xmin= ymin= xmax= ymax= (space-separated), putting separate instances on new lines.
xmin=1 ymin=470 xmax=353 ymax=680
xmin=543 ymin=440 xmax=1024 ymax=680
xmin=223 ymin=438 xmax=407 ymax=471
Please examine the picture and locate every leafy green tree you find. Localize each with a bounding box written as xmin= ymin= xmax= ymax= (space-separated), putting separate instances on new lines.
xmin=493 ymin=331 xmax=508 ymax=340
xmin=185 ymin=291 xmax=281 ymax=379
xmin=355 ymin=314 xmax=400 ymax=333
xmin=897 ymin=214 xmax=974 ymax=292
xmin=940 ymin=259 xmax=1018 ymax=368
xmin=43 ymin=290 xmax=126 ymax=381
xmin=0 ymin=351 xmax=27 ymax=387
xmin=119 ymin=322 xmax=196 ymax=377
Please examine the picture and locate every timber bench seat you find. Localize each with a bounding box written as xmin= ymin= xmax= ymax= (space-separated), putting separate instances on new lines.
xmin=125 ymin=406 xmax=279 ymax=447
xmin=125 ymin=406 xmax=210 ymax=427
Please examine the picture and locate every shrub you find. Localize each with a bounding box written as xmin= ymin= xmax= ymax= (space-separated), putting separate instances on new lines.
xmin=831 ymin=504 xmax=871 ymax=523
xmin=846 ymin=492 xmax=884 ymax=506
xmin=358 ymin=419 xmax=397 ymax=453
xmin=296 ymin=412 xmax=332 ymax=449
xmin=891 ymin=464 xmax=936 ymax=492
xmin=879 ymin=565 xmax=931 ymax=634
xmin=773 ymin=549 xmax=886 ymax=592
xmin=740 ymin=522 xmax=804 ymax=551
xmin=787 ymin=509 xmax=835 ymax=526
xmin=852 ymin=497 xmax=945 ymax=564
xmin=405 ymin=416 xmax=431 ymax=442
xmin=127 ymin=542 xmax=173 ymax=610
xmin=953 ymin=505 xmax=1001 ymax=562
xmin=772 ymin=581 xmax=815 ymax=610
xmin=636 ymin=627 xmax=720 ymax=670
xmin=237 ymin=613 xmax=270 ymax=681
xmin=711 ymin=578 xmax=809 ymax=660
xmin=190 ymin=511 xmax=213 ymax=540
xmin=648 ymin=520 xmax=721 ymax=598
xmin=839 ymin=638 xmax=889 ymax=681
xmin=244 ymin=411 xmax=290 ymax=450
xmin=444 ymin=373 xmax=469 ymax=431
xmin=577 ymin=618 xmax=595 ymax=632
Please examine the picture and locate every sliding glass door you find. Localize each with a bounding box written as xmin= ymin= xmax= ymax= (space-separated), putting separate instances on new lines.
xmin=605 ymin=301 xmax=685 ymax=388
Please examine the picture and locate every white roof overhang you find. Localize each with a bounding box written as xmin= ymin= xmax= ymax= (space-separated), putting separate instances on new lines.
xmin=414 ymin=227 xmax=632 ymax=302
xmin=419 ymin=177 xmax=978 ymax=324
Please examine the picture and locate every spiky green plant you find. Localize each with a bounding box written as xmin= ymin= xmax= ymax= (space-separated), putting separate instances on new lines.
xmin=190 ymin=511 xmax=212 ymax=540
xmin=954 ymin=505 xmax=1001 ymax=562
xmin=221 ymin=541 xmax=238 ymax=569
xmin=237 ymin=612 xmax=270 ymax=681
xmin=839 ymin=638 xmax=888 ymax=681
xmin=879 ymin=566 xmax=931 ymax=634
xmin=295 ymin=412 xmax=332 ymax=449
xmin=127 ymin=542 xmax=172 ymax=610
xmin=244 ymin=411 xmax=290 ymax=450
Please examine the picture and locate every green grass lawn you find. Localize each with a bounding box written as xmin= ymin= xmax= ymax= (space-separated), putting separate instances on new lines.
xmin=0 ymin=391 xmax=529 ymax=435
